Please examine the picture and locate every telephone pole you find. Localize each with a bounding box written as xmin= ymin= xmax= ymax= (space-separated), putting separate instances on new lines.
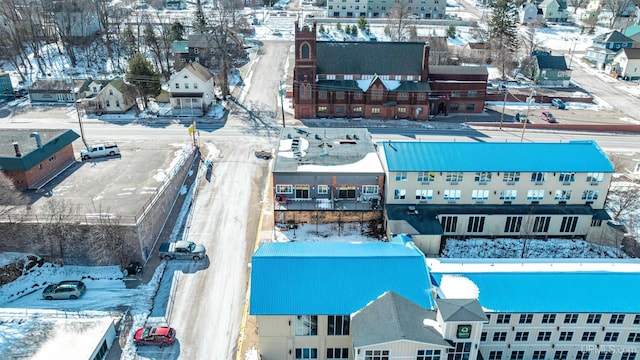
xmin=279 ymin=81 xmax=286 ymax=128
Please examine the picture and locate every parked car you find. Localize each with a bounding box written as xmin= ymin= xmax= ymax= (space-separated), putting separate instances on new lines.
xmin=81 ymin=143 xmax=121 ymax=160
xmin=133 ymin=326 xmax=176 ymax=347
xmin=42 ymin=280 xmax=86 ymax=300
xmin=541 ymin=111 xmax=557 ymax=123
xmin=551 ymin=98 xmax=566 ymax=109
xmin=514 ymin=112 xmax=529 ymax=123
xmin=159 ymin=240 xmax=206 ymax=260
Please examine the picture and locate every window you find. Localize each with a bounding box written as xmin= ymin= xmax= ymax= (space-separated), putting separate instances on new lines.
xmin=109 ymin=89 xmax=113 ymax=95
xmin=621 ymin=353 xmax=637 ymax=360
xmin=398 ymin=92 xmax=408 ymax=100
xmin=416 ymin=349 xmax=441 ymax=360
xmin=559 ymin=331 xmax=574 ymax=341
xmin=301 ymin=43 xmax=310 ymax=58
xmin=115 ymin=100 xmax=120 ymax=107
xmin=467 ymin=216 xmax=485 ymax=232
xmin=184 ymin=83 xmax=189 ymax=89
xmin=610 ymin=314 xmax=625 ymax=324
xmin=582 ymin=190 xmax=600 ymax=201
xmin=446 ymin=172 xmax=463 ymax=182
xmin=527 ymin=189 xmax=545 ymax=200
xmin=353 ymin=106 xmax=363 ymax=112
xmin=471 ymin=189 xmax=489 ymax=200
xmin=295 ymin=315 xmax=317 ymax=336
xmin=475 ymin=172 xmax=492 ymax=182
xmin=372 ymin=107 xmax=380 ymax=114
xmin=466 ymin=103 xmax=475 ymax=110
xmin=510 ymin=351 xmax=525 ymax=360
xmin=586 ymin=172 xmax=604 ymax=183
xmin=576 ymin=352 xmax=590 ymax=360
xmin=416 ymin=189 xmax=434 ymax=200
xmin=394 ymin=189 xmax=406 ymax=200
xmin=317 ymin=106 xmax=327 ymax=112
xmin=336 ymin=91 xmax=345 ymax=99
xmin=326 ymin=348 xmax=348 ymax=359
xmin=371 ymin=85 xmax=384 ymax=101
xmin=634 ymin=315 xmax=640 ymax=325
xmin=555 ymin=190 xmax=572 ymax=200
xmin=296 ymin=348 xmax=318 ymax=359
xmin=106 ymin=100 xmax=111 ymax=107
xmin=503 ymin=172 xmax=521 ymax=182
xmin=317 ymin=185 xmax=329 ymax=194
xmin=397 ymin=107 xmax=407 ymax=114
xmin=354 ymin=92 xmax=363 ymax=100
xmin=328 ymin=315 xmax=349 ymax=336
xmin=194 ymin=48 xmax=199 ymax=54
xmin=558 ymin=172 xmax=575 ymax=182
xmin=49 ymin=155 xmax=56 ymax=162
xmin=396 ymin=172 xmax=408 ymax=181
xmin=519 ymin=314 xmax=533 ymax=324
xmin=597 ymin=352 xmax=613 ymax=360
xmin=628 ymin=333 xmax=640 ymax=342
xmin=451 ymin=91 xmax=460 ymax=97
xmin=500 ymin=189 xmax=518 ymax=201
xmin=441 ymin=216 xmax=458 ymax=232
xmin=417 ymin=171 xmax=435 ymax=182
xmin=531 ymin=172 xmax=547 ymax=182
xmin=554 ymin=351 xmax=568 ymax=360
xmin=532 ymin=351 xmax=547 ymax=360
xmin=362 ymin=185 xmax=378 ymax=195
xmin=175 ymin=83 xmax=180 ymax=89
xmin=538 ymin=331 xmax=552 ymax=341
xmin=532 ymin=216 xmax=551 ymax=233
xmin=564 ymin=314 xmax=579 ymax=324
xmin=480 ymin=332 xmax=487 ymax=341
xmin=515 ymin=331 xmax=529 ymax=341
xmin=505 ymin=216 xmax=523 ymax=233
xmin=449 ymin=342 xmax=471 ymax=360
xmin=542 ymin=314 xmax=556 ymax=324
xmin=559 ymin=216 xmax=578 ymax=233
xmin=364 ymin=350 xmax=389 ymax=360
xmin=335 ymin=106 xmax=344 ymax=113
xmin=582 ymin=331 xmax=596 ymax=341
xmin=592 ymin=219 xmax=602 ymax=226
xmin=497 ymin=314 xmax=511 ymax=324
xmin=489 ymin=351 xmax=503 ymax=360
xmin=604 ymin=332 xmax=619 ymax=341
xmin=193 ymin=83 xmax=198 ymax=89
xmin=444 ymin=189 xmax=461 ymax=200
xmin=319 ymin=91 xmax=327 ymax=99
xmin=587 ymin=314 xmax=602 ymax=324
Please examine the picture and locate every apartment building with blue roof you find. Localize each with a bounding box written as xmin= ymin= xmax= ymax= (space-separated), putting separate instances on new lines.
xmin=378 ymin=140 xmax=616 ymax=256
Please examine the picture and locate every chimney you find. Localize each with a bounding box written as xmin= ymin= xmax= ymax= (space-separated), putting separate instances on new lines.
xmin=13 ymin=142 xmax=22 ymax=157
xmin=30 ymin=132 xmax=42 ymax=148
xmin=422 ymin=42 xmax=430 ymax=81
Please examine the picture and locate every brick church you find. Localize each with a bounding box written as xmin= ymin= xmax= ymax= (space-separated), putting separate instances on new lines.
xmin=293 ymin=22 xmax=489 ymax=120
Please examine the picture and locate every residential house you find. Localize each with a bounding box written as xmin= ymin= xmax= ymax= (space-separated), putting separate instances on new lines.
xmin=462 ymin=42 xmax=490 ymax=63
xmin=584 ymin=0 xmax=638 ymax=27
xmin=622 ymin=25 xmax=640 ymax=47
xmin=29 ymin=79 xmax=88 ymax=104
xmin=325 ymin=0 xmax=445 ymax=18
xmin=172 ymin=31 xmax=245 ymax=72
xmin=165 ymin=0 xmax=186 ymax=9
xmin=378 ymin=141 xmax=614 ymax=256
xmin=168 ymin=62 xmax=216 ymax=117
xmin=519 ymin=2 xmax=542 ymax=24
xmin=609 ymin=48 xmax=640 ymax=80
xmin=533 ymin=54 xmax=571 ymax=85
xmin=81 ymin=78 xmax=137 ymax=115
xmin=0 ymin=72 xmax=13 ymax=99
xmin=584 ymin=30 xmax=635 ymax=68
xmin=539 ymin=0 xmax=569 ymax=22
xmin=272 ymin=127 xmax=384 ymax=224
xmin=0 ymin=129 xmax=79 ymax=190
xmin=292 ymin=22 xmax=488 ymax=120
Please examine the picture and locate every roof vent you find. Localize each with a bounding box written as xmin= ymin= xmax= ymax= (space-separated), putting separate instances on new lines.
xmin=13 ymin=142 xmax=22 ymax=157
xmin=408 ymin=205 xmax=418 ymax=215
xmin=30 ymin=132 xmax=42 ymax=148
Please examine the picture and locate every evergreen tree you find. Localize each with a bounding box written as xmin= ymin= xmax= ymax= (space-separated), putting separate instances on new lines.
xmin=126 ymin=53 xmax=162 ymax=100
xmin=193 ymin=0 xmax=208 ymax=34
xmin=446 ymin=24 xmax=457 ymax=38
xmin=488 ymin=0 xmax=519 ymax=79
xmin=319 ymin=24 xmax=326 ymax=34
xmin=122 ymin=24 xmax=137 ymax=60
xmin=168 ymin=21 xmax=186 ymax=42
xmin=336 ymin=22 xmax=342 ymax=31
xmin=357 ymin=16 xmax=368 ymax=31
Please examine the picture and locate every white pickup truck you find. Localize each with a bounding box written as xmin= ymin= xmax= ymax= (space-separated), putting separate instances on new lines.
xmin=81 ymin=143 xmax=120 ymax=160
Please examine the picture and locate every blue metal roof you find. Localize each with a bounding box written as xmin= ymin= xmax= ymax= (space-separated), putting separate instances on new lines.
xmin=381 ymin=141 xmax=614 ymax=172
xmin=430 ymin=271 xmax=640 ymax=313
xmin=250 ymin=242 xmax=435 ymax=315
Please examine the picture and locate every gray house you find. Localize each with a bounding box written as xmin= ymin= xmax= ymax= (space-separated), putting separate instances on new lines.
xmin=29 ymin=79 xmax=89 ymax=104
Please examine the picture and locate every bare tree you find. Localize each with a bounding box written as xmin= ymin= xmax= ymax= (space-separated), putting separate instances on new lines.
xmin=385 ymin=0 xmax=415 ymax=42
xmin=0 ymin=173 xmax=28 ymax=217
xmin=88 ymin=203 xmax=136 ymax=268
xmin=567 ymin=0 xmax=590 ymax=13
xmin=607 ymin=184 xmax=640 ymax=221
xmin=601 ymin=0 xmax=635 ymax=28
xmin=0 ymin=1 xmax=31 ymax=81
xmin=41 ymin=198 xmax=80 ymax=265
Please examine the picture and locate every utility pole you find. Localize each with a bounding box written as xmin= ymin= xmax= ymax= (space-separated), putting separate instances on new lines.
xmin=279 ymin=81 xmax=286 ymax=128
xmin=520 ymin=88 xmax=535 ymax=143
xmin=72 ymin=83 xmax=89 ymax=150
xmin=499 ymin=87 xmax=509 ymax=130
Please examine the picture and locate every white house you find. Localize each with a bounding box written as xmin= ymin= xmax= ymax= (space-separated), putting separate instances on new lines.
xmin=520 ymin=2 xmax=542 ymax=24
xmin=610 ymin=47 xmax=640 ymax=80
xmin=168 ymin=62 xmax=216 ymax=117
xmin=81 ymin=78 xmax=137 ymax=115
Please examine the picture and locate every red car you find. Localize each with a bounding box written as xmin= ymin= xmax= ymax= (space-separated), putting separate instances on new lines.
xmin=541 ymin=111 xmax=557 ymax=123
xmin=133 ymin=326 xmax=176 ymax=347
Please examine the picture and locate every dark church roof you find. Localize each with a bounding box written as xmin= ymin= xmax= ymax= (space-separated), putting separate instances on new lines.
xmin=316 ymin=41 xmax=426 ymax=75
